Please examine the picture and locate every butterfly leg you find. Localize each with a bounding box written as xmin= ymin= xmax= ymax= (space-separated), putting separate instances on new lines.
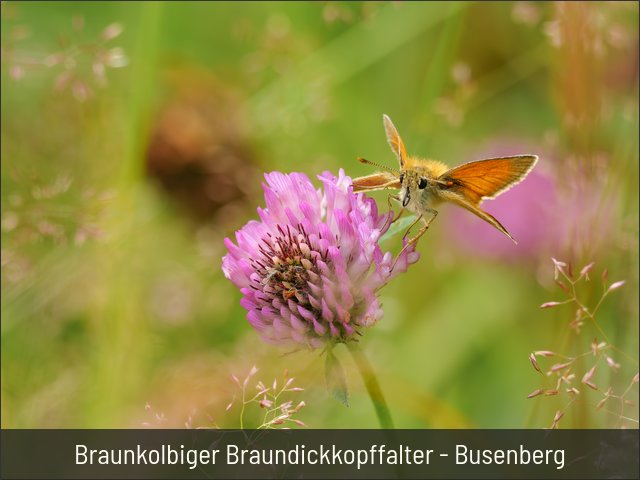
xmin=389 ymin=195 xmax=407 ymax=224
xmin=402 ymin=214 xmax=423 ymax=239
xmin=390 ymin=214 xmax=423 ymax=271
xmin=382 ymin=195 xmax=404 ymax=231
xmin=391 ymin=209 xmax=438 ymax=271
xmin=407 ymin=208 xmax=438 ymax=245
xmin=392 ymin=208 xmax=405 ymax=224
xmin=423 ymin=207 xmax=438 ymax=229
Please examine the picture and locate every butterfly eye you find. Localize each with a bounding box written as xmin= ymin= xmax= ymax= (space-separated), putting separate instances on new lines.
xmin=399 ymin=173 xmax=404 ymax=184
xmin=418 ymin=178 xmax=428 ymax=189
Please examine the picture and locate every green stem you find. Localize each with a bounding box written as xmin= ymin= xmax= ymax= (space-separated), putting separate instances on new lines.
xmin=347 ymin=342 xmax=395 ymax=429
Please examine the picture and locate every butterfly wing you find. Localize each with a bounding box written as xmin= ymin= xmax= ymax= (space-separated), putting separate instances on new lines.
xmin=437 ymin=155 xmax=538 ymax=243
xmin=438 ymin=155 xmax=538 ymax=204
xmin=443 ymin=194 xmax=517 ymax=243
xmin=352 ymin=171 xmax=400 ymax=193
xmin=383 ymin=114 xmax=407 ymax=168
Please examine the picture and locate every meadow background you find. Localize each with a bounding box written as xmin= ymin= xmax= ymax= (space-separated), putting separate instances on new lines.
xmin=1 ymin=1 xmax=638 ymax=429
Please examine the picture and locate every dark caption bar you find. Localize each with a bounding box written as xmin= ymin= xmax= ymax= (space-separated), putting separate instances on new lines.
xmin=1 ymin=429 xmax=638 ymax=479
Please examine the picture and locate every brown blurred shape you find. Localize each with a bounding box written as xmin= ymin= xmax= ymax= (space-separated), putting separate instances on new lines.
xmin=146 ymin=67 xmax=260 ymax=223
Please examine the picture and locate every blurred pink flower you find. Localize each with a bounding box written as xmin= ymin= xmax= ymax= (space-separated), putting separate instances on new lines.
xmin=222 ymin=169 xmax=418 ymax=349
xmin=445 ymin=144 xmax=618 ymax=262
xmin=447 ymin=167 xmax=557 ymax=260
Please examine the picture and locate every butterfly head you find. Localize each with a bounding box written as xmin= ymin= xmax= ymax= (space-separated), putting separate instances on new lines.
xmin=397 ymin=169 xmax=430 ymax=208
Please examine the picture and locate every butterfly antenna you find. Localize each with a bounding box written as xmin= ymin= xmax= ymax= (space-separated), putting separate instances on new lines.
xmin=357 ymin=157 xmax=399 ymax=175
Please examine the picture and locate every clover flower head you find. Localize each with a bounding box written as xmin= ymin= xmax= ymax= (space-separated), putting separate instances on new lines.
xmin=222 ymin=169 xmax=418 ymax=349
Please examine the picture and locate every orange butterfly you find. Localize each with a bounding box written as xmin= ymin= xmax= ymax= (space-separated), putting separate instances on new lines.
xmin=352 ymin=114 xmax=538 ymax=248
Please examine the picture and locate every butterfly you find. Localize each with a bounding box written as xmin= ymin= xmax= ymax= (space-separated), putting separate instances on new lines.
xmin=352 ymin=114 xmax=538 ymax=248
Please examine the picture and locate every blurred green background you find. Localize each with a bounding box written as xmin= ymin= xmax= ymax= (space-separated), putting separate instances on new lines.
xmin=2 ymin=1 xmax=638 ymax=429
